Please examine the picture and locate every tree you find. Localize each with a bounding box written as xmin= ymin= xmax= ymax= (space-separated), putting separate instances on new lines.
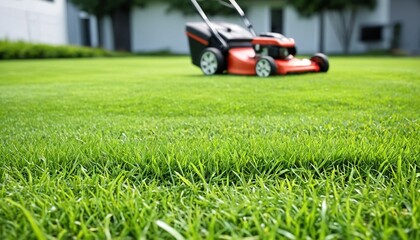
xmin=288 ymin=0 xmax=377 ymax=54
xmin=69 ymin=0 xmax=150 ymax=51
xmin=163 ymin=0 xmax=251 ymax=16
xmin=70 ymin=0 xmax=246 ymax=51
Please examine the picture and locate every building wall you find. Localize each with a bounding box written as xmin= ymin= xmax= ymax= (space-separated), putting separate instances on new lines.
xmin=355 ymin=0 xmax=391 ymax=52
xmin=283 ymin=0 xmax=391 ymax=54
xmin=102 ymin=16 xmax=114 ymax=51
xmin=3 ymin=0 xmax=417 ymax=54
xmin=66 ymin=2 xmax=99 ymax=48
xmin=390 ymin=0 xmax=420 ymax=54
xmin=246 ymin=4 xmax=271 ymax=34
xmin=0 ymin=0 xmax=67 ymax=45
xmin=131 ymin=1 xmax=396 ymax=55
xmin=283 ymin=7 xmax=318 ymax=54
xmin=131 ymin=4 xmax=188 ymax=53
xmin=131 ymin=3 xmax=271 ymax=54
xmin=66 ymin=2 xmax=83 ymax=46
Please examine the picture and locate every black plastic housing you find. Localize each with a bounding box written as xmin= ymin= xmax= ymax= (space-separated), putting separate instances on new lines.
xmin=186 ymin=22 xmax=253 ymax=67
xmin=253 ymin=32 xmax=297 ymax=59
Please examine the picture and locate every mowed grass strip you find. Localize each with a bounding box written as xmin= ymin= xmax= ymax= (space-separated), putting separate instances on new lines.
xmin=0 ymin=56 xmax=419 ymax=239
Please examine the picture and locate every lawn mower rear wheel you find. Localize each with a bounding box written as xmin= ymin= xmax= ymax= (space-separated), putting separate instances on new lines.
xmin=200 ymin=48 xmax=225 ymax=75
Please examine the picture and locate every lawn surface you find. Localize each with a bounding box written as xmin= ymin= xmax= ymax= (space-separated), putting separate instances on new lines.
xmin=0 ymin=56 xmax=419 ymax=239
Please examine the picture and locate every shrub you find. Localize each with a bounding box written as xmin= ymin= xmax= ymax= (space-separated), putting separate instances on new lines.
xmin=0 ymin=40 xmax=115 ymax=60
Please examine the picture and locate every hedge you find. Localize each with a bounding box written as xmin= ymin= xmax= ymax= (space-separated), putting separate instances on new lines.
xmin=0 ymin=40 xmax=115 ymax=60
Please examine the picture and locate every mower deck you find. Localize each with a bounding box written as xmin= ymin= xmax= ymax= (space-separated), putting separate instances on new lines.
xmin=227 ymin=48 xmax=320 ymax=75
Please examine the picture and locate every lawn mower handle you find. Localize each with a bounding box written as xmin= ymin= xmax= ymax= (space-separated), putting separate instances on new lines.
xmin=227 ymin=0 xmax=256 ymax=36
xmin=190 ymin=0 xmax=229 ymax=51
xmin=190 ymin=0 xmax=257 ymax=51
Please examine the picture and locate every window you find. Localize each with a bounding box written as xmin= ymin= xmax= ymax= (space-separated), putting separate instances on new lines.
xmin=360 ymin=25 xmax=383 ymax=42
xmin=271 ymin=8 xmax=284 ymax=34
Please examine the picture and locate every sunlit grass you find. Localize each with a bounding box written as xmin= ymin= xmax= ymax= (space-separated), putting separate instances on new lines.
xmin=0 ymin=56 xmax=419 ymax=239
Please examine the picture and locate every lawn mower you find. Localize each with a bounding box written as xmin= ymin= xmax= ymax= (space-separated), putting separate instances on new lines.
xmin=186 ymin=0 xmax=329 ymax=77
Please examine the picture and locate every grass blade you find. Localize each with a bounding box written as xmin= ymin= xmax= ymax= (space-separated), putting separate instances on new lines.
xmin=6 ymin=199 xmax=46 ymax=240
xmin=155 ymin=220 xmax=185 ymax=240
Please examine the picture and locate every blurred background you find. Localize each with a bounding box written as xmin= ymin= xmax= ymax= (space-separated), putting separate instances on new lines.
xmin=0 ymin=0 xmax=419 ymax=55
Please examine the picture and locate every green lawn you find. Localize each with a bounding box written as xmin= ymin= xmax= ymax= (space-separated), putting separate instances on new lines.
xmin=0 ymin=56 xmax=419 ymax=239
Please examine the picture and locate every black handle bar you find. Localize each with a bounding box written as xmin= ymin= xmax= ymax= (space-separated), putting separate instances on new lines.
xmin=190 ymin=0 xmax=257 ymax=51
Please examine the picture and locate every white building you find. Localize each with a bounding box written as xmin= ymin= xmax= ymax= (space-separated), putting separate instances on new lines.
xmin=0 ymin=0 xmax=419 ymax=55
xmin=0 ymin=0 xmax=67 ymax=45
xmin=131 ymin=0 xmax=420 ymax=55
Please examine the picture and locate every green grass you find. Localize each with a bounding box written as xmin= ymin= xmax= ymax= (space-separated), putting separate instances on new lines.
xmin=0 ymin=56 xmax=419 ymax=239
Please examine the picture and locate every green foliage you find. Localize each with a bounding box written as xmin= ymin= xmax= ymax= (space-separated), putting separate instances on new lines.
xmin=0 ymin=40 xmax=114 ymax=59
xmin=163 ymin=0 xmax=249 ymax=16
xmin=288 ymin=0 xmax=377 ymax=17
xmin=68 ymin=0 xmax=109 ymax=17
xmin=287 ymin=0 xmax=327 ymax=17
xmin=0 ymin=56 xmax=419 ymax=239
xmin=69 ymin=0 xmax=252 ymax=16
xmin=69 ymin=0 xmax=151 ymax=16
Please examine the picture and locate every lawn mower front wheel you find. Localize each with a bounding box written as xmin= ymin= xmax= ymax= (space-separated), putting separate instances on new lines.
xmin=255 ymin=56 xmax=277 ymax=77
xmin=200 ymin=48 xmax=225 ymax=75
xmin=311 ymin=53 xmax=329 ymax=72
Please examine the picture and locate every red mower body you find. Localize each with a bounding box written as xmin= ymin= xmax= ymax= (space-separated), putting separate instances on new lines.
xmin=226 ymin=48 xmax=321 ymax=76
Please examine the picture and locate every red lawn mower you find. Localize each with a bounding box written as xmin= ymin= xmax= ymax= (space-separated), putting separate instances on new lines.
xmin=186 ymin=0 xmax=329 ymax=77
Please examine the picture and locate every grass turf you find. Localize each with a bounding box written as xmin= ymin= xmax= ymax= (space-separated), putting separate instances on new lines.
xmin=0 ymin=56 xmax=419 ymax=239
